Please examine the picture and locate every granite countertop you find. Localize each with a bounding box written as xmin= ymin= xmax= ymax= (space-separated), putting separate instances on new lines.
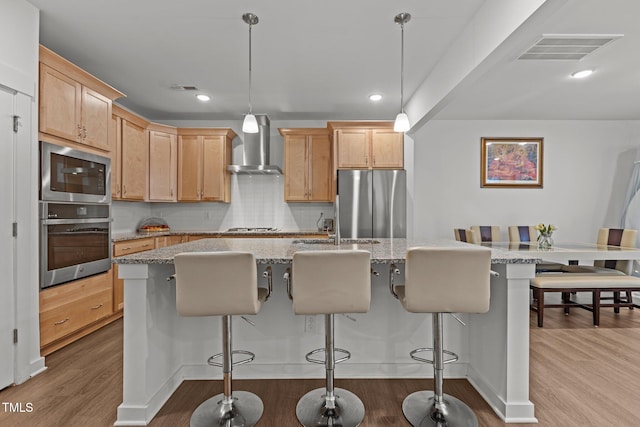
xmin=112 ymin=229 xmax=328 ymax=242
xmin=113 ymin=237 xmax=541 ymax=265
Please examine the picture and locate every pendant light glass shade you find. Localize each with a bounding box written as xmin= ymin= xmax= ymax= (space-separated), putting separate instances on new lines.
xmin=394 ymin=112 xmax=410 ymax=132
xmin=242 ymin=114 xmax=259 ymax=133
xmin=242 ymin=13 xmax=259 ymax=133
xmin=394 ymin=13 xmax=411 ymax=133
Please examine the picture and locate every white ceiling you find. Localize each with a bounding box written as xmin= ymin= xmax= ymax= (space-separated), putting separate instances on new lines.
xmin=26 ymin=0 xmax=640 ymax=127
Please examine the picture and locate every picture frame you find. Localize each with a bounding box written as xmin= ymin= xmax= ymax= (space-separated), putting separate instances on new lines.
xmin=481 ymin=137 xmax=543 ymax=188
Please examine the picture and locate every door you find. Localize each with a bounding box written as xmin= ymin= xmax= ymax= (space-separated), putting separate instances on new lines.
xmin=372 ymin=170 xmax=406 ymax=238
xmin=308 ymin=134 xmax=333 ymax=201
xmin=149 ymin=130 xmax=177 ymax=201
xmin=338 ymin=170 xmax=373 ymax=239
xmin=284 ymin=134 xmax=308 ymax=201
xmin=120 ymin=120 xmax=147 ymax=200
xmin=0 ymin=87 xmax=16 ymax=389
xmin=177 ymin=135 xmax=202 ymax=201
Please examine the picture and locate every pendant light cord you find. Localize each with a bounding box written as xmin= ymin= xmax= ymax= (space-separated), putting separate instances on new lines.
xmin=400 ymin=20 xmax=404 ymax=114
xmin=248 ymin=22 xmax=253 ymax=114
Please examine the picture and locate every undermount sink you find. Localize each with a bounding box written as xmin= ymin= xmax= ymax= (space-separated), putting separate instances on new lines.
xmin=292 ymin=238 xmax=380 ymax=245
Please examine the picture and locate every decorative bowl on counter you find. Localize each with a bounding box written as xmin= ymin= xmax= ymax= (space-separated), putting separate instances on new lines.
xmin=137 ymin=217 xmax=170 ymax=233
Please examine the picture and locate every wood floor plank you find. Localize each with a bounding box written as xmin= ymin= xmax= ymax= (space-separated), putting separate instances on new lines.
xmin=1 ymin=303 xmax=640 ymax=426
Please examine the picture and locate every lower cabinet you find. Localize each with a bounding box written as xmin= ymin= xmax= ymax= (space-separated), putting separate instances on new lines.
xmin=39 ymin=269 xmax=116 ymax=356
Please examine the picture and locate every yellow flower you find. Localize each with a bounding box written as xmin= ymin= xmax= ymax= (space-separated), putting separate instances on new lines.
xmin=535 ymin=223 xmax=556 ymax=236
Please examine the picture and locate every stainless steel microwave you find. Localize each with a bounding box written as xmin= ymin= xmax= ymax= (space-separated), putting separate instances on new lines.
xmin=40 ymin=141 xmax=111 ymax=204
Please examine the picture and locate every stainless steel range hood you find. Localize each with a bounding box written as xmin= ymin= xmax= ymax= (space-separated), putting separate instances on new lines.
xmin=227 ymin=114 xmax=282 ymax=174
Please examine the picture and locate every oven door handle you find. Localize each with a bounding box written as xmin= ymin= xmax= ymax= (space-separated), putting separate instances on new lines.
xmin=41 ymin=217 xmax=112 ymax=225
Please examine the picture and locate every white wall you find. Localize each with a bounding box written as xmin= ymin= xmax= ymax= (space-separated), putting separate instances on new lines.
xmin=410 ymin=120 xmax=640 ymax=242
xmin=0 ymin=0 xmax=44 ymax=384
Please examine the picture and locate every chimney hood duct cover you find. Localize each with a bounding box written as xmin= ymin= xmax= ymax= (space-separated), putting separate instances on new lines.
xmin=227 ymin=115 xmax=282 ymax=174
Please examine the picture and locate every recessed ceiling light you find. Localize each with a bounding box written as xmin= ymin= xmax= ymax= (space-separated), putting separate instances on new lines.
xmin=570 ymin=69 xmax=594 ymax=79
xmin=369 ymin=93 xmax=383 ymax=102
xmin=196 ymin=94 xmax=211 ymax=101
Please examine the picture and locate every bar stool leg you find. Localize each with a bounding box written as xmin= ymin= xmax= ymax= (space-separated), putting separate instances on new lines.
xmin=190 ymin=315 xmax=263 ymax=427
xmin=402 ymin=313 xmax=479 ymax=427
xmin=296 ymin=314 xmax=365 ymax=427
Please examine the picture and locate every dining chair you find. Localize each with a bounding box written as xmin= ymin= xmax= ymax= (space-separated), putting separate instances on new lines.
xmin=578 ymin=228 xmax=638 ymax=311
xmin=454 ymin=228 xmax=480 ymax=244
xmin=471 ymin=225 xmax=501 ymax=242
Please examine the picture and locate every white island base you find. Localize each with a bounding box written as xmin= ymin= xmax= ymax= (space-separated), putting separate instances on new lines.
xmin=114 ymin=261 xmax=537 ymax=425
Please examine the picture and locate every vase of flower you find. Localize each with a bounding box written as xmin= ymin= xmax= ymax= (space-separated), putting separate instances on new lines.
xmin=535 ymin=223 xmax=556 ymax=249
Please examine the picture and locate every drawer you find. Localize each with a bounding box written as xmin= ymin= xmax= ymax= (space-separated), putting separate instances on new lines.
xmin=113 ymin=237 xmax=155 ymax=256
xmin=155 ymin=235 xmax=187 ymax=248
xmin=40 ymin=271 xmax=113 ymax=347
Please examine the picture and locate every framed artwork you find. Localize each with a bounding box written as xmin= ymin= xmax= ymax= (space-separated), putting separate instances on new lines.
xmin=481 ymin=137 xmax=543 ymax=188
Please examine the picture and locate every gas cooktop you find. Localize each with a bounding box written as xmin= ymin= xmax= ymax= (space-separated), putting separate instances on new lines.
xmin=226 ymin=227 xmax=279 ymax=233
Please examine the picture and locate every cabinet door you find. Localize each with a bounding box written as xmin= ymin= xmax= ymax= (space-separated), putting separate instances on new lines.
xmin=39 ymin=64 xmax=82 ymax=142
xmin=284 ymin=135 xmax=309 ymax=201
xmin=109 ymin=114 xmax=122 ymax=199
xmin=371 ymin=129 xmax=403 ymax=168
xmin=308 ymin=134 xmax=333 ymax=201
xmin=121 ymin=120 xmax=148 ymax=200
xmin=149 ymin=131 xmax=177 ymax=201
xmin=336 ymin=129 xmax=369 ymax=168
xmin=202 ymin=136 xmax=225 ymax=201
xmin=178 ymin=135 xmax=202 ymax=201
xmin=81 ymin=86 xmax=111 ymax=150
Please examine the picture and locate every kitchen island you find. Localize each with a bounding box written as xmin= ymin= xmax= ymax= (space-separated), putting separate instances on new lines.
xmin=113 ymin=238 xmax=540 ymax=425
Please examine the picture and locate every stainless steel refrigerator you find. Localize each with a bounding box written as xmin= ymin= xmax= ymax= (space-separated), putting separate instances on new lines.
xmin=337 ymin=170 xmax=406 ymax=239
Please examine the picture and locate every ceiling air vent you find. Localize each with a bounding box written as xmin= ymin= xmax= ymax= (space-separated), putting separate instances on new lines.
xmin=518 ymin=34 xmax=622 ymax=60
xmin=170 ymin=85 xmax=199 ymax=91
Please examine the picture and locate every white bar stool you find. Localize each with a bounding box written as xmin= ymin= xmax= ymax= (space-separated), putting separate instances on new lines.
xmin=390 ymin=247 xmax=491 ymax=427
xmin=285 ymin=250 xmax=372 ymax=427
xmin=173 ymin=251 xmax=272 ymax=427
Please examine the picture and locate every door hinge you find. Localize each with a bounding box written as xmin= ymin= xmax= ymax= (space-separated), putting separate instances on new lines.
xmin=12 ymin=222 xmax=17 ymax=237
xmin=13 ymin=329 xmax=18 ymax=344
xmin=13 ymin=115 xmax=21 ymax=133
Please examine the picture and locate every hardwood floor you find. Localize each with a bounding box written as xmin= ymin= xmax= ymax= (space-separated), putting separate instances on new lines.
xmin=2 ymin=302 xmax=640 ymax=426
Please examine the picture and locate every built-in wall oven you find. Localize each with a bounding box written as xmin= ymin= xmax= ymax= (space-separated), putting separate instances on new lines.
xmin=39 ymin=141 xmax=112 ymax=288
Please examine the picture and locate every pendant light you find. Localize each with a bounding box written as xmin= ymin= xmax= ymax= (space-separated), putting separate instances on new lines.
xmin=394 ymin=13 xmax=411 ymax=133
xmin=242 ymin=13 xmax=259 ymax=133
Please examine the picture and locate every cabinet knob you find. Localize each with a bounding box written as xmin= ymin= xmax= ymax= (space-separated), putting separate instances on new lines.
xmin=90 ymin=304 xmax=104 ymax=310
xmin=83 ymin=125 xmax=87 ymax=140
xmin=77 ymin=124 xmax=82 ymax=140
xmin=54 ymin=318 xmax=70 ymax=325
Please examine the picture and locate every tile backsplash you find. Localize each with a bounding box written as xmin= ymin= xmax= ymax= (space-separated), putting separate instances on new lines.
xmin=112 ymin=174 xmax=333 ymax=233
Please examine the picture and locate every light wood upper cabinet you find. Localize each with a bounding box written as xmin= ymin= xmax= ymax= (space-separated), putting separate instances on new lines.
xmin=177 ymin=128 xmax=236 ymax=203
xmin=38 ymin=46 xmax=123 ymax=151
xmin=329 ymin=121 xmax=403 ymax=169
xmin=148 ymin=124 xmax=177 ymax=202
xmin=335 ymin=128 xmax=369 ymax=168
xmin=111 ymin=105 xmax=149 ymax=201
xmin=39 ymin=64 xmax=82 ymax=143
xmin=177 ymin=134 xmax=202 ymax=201
xmin=370 ymin=129 xmax=404 ymax=168
xmin=81 ymin=86 xmax=111 ymax=150
xmin=280 ymin=128 xmax=333 ymax=202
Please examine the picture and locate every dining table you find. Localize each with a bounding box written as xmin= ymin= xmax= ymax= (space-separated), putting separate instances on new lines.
xmin=112 ymin=237 xmax=640 ymax=426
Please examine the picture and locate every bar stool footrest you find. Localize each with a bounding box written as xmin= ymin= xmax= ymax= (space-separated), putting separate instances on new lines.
xmin=208 ymin=349 xmax=255 ymax=368
xmin=409 ymin=347 xmax=458 ymax=365
xmin=305 ymin=347 xmax=351 ymax=365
